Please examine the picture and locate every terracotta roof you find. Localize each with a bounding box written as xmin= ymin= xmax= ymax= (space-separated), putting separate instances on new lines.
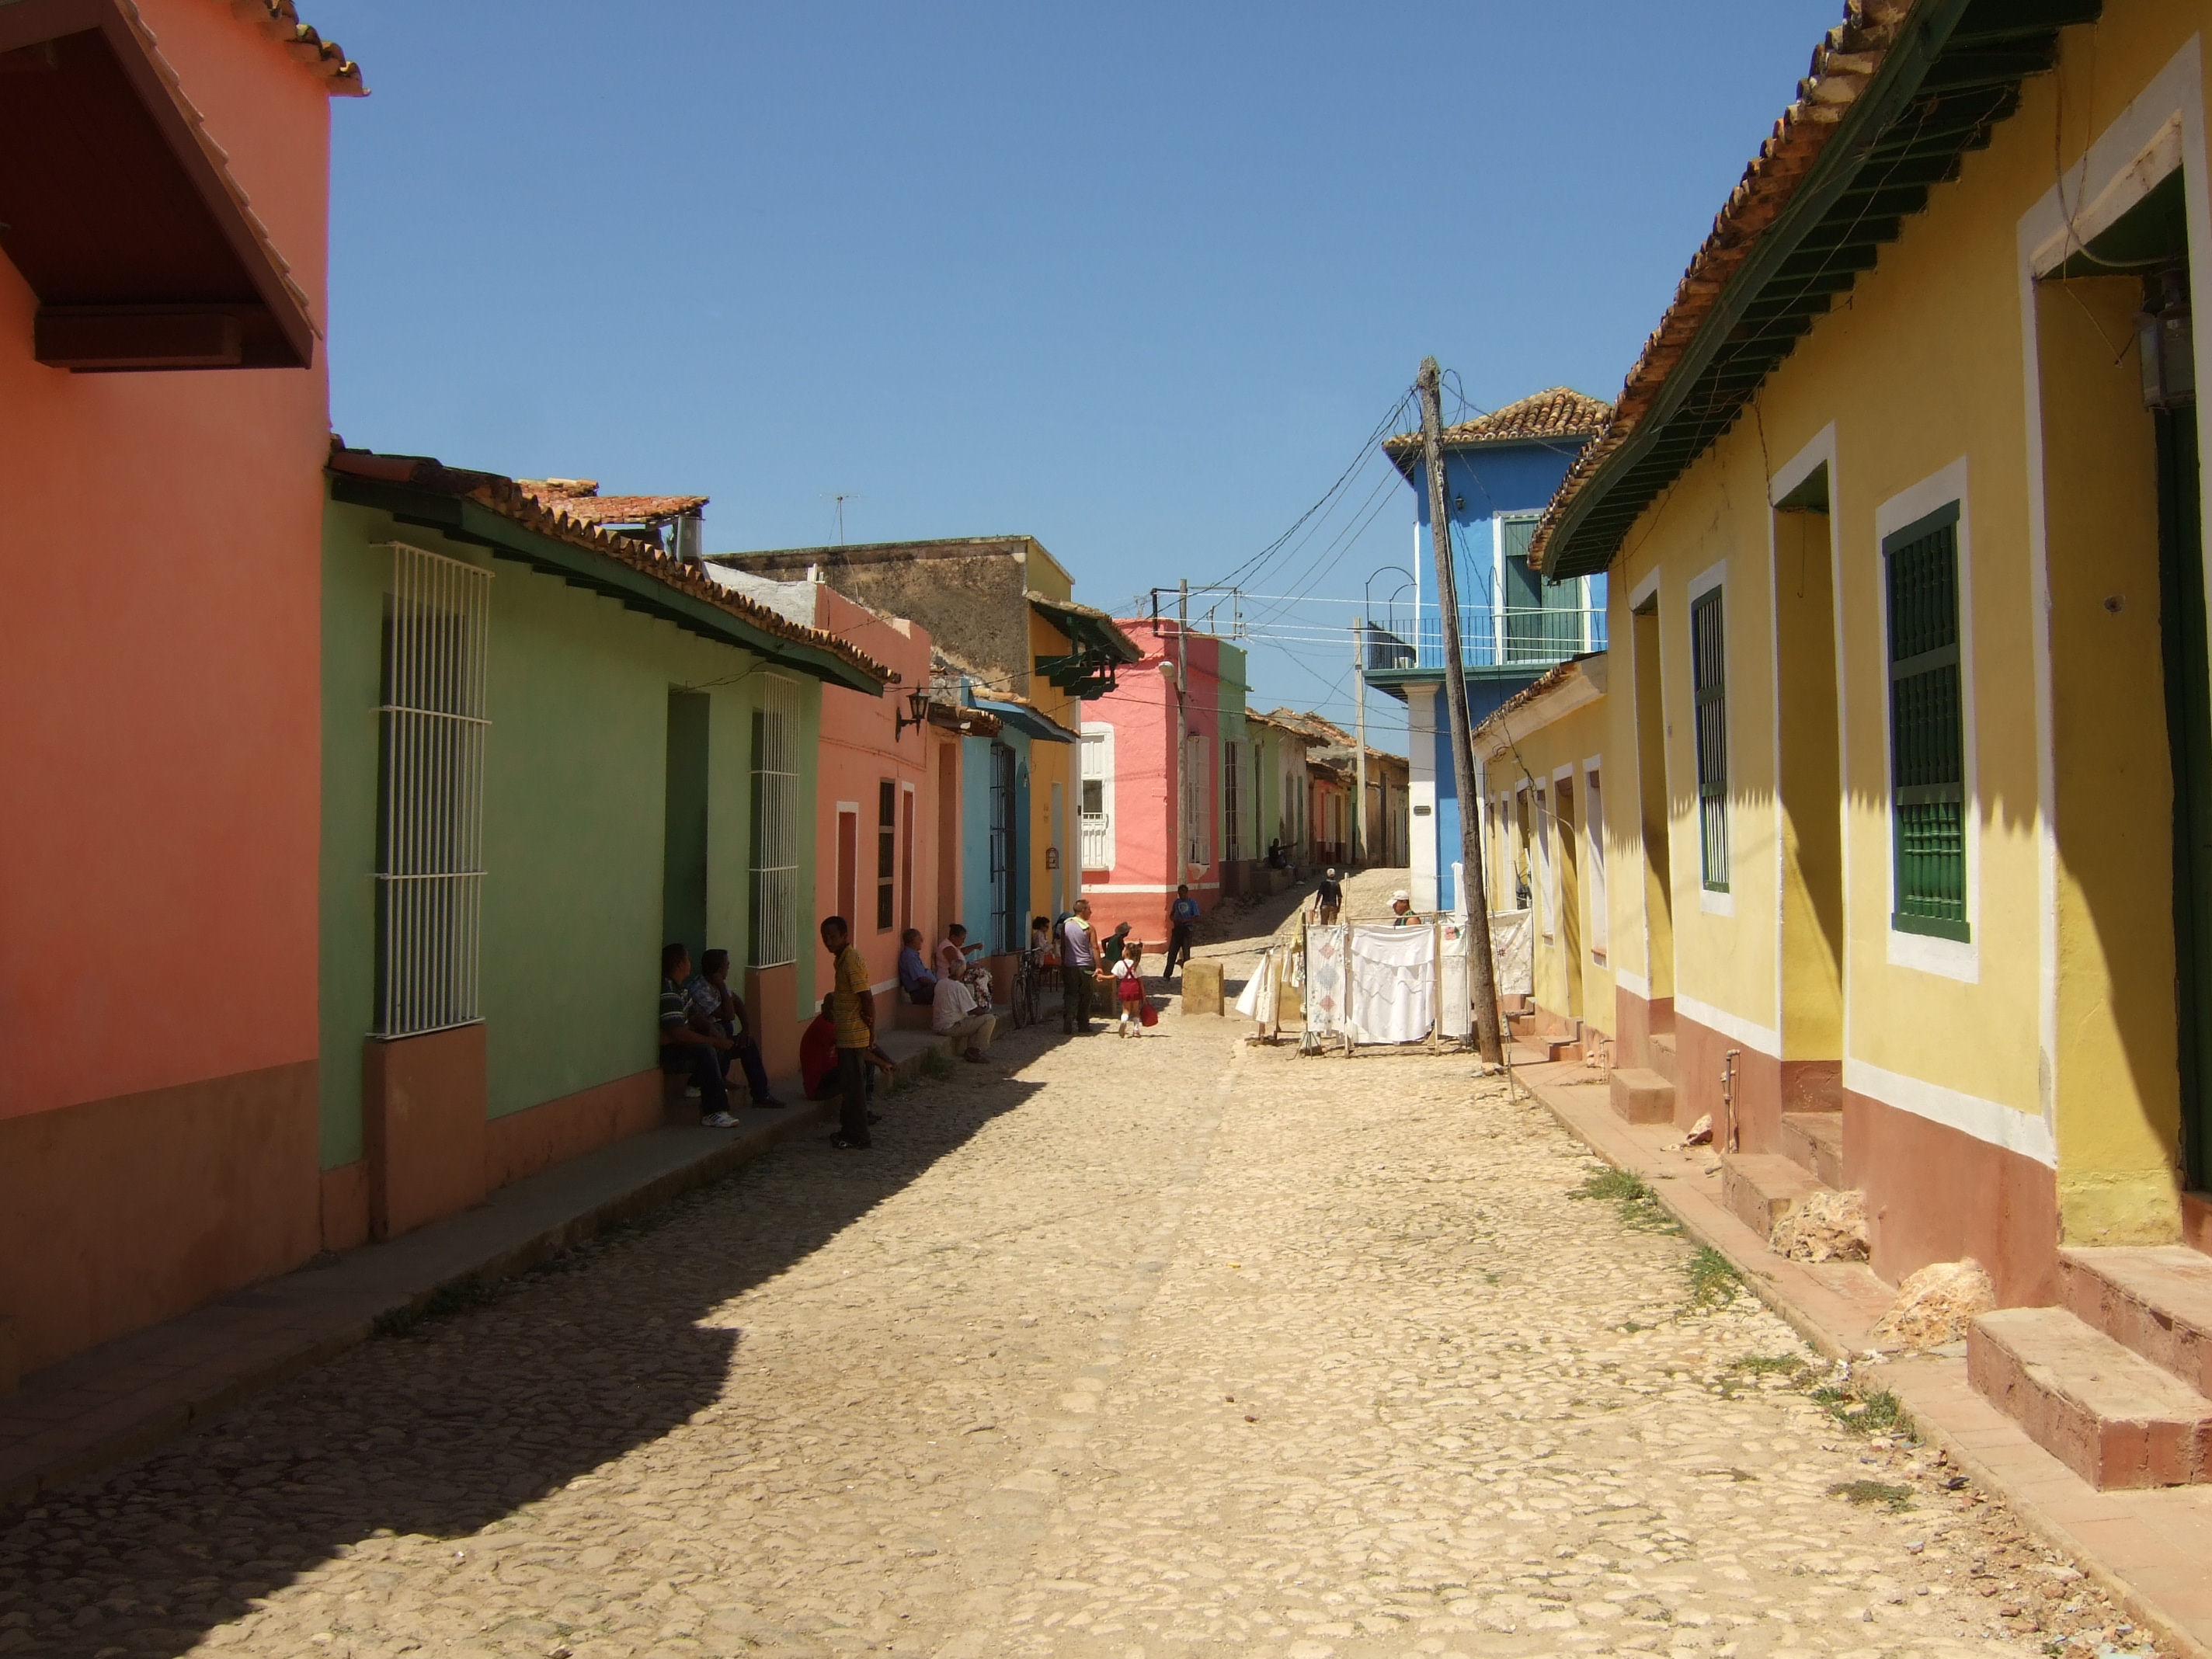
xmin=1532 ymin=0 xmax=2099 ymax=578
xmin=1473 ymin=652 xmax=1609 ymax=756
xmin=517 ymin=481 xmax=708 ymax=527
xmin=327 ymin=447 xmax=889 ymax=687
xmin=218 ymin=1 xmax=365 ymax=94
xmin=1383 ymin=388 xmax=1613 ymax=461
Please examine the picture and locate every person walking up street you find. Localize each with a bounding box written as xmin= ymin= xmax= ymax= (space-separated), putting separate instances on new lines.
xmin=1314 ymin=868 xmax=1343 ymax=926
xmin=1163 ymin=884 xmax=1199 ymax=977
xmin=820 ymin=915 xmax=875 ymax=1149
xmin=1060 ymin=899 xmax=1098 ymax=1034
xmin=931 ymin=968 xmax=996 ymax=1063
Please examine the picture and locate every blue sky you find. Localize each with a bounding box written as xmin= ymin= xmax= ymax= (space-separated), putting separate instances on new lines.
xmin=312 ymin=0 xmax=1842 ymax=742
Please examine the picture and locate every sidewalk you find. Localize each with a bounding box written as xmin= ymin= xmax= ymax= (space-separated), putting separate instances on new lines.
xmin=1515 ymin=1057 xmax=2212 ymax=1659
xmin=0 ymin=1024 xmax=986 ymax=1515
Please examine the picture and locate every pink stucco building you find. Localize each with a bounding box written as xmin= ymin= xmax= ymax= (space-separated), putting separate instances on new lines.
xmin=1076 ymin=621 xmax=1248 ymax=949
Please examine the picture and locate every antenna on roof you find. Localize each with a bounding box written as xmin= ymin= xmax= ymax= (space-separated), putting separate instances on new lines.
xmin=825 ymin=492 xmax=857 ymax=545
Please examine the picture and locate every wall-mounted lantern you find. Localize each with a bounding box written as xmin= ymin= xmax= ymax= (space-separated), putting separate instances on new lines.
xmin=895 ymin=687 xmax=930 ymax=739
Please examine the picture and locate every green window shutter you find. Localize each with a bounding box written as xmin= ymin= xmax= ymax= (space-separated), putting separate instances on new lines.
xmin=1501 ymin=516 xmax=1543 ymax=663
xmin=1885 ymin=503 xmax=1969 ymax=940
xmin=1692 ymin=586 xmax=1729 ymax=891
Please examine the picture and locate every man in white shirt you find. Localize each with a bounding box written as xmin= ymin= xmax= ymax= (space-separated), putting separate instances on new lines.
xmin=932 ymin=970 xmax=996 ymax=1063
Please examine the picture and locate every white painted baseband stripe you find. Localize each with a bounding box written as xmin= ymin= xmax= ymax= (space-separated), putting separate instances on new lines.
xmin=1671 ymin=993 xmax=1781 ymax=1059
xmin=1843 ymin=1059 xmax=2057 ymax=1168
xmin=1613 ymin=969 xmax=1650 ymax=998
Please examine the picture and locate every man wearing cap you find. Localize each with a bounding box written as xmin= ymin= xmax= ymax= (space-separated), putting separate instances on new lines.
xmin=1389 ymin=889 xmax=1423 ymax=927
xmin=1314 ymin=867 xmax=1343 ymax=925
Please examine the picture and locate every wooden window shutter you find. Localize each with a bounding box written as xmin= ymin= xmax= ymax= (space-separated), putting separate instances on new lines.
xmin=1885 ymin=504 xmax=1969 ymax=940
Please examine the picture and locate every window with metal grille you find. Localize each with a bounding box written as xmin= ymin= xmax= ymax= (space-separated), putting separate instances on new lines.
xmin=875 ymin=779 xmax=897 ymax=931
xmin=375 ymin=544 xmax=491 ymax=1038
xmin=1885 ymin=503 xmax=1968 ymax=939
xmin=747 ymin=676 xmax=801 ymax=968
xmin=989 ymin=742 xmax=1016 ymax=951
xmin=1222 ymin=740 xmax=1242 ymax=861
xmin=1184 ymin=734 xmax=1209 ymax=867
xmin=1691 ymin=585 xmax=1730 ymax=891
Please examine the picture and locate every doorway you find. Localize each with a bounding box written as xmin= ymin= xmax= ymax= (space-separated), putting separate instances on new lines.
xmin=662 ymin=691 xmax=709 ymax=959
xmin=1632 ymin=596 xmax=1675 ymax=1002
xmin=1556 ymin=774 xmax=1584 ymax=1021
xmin=989 ymin=743 xmax=1015 ymax=953
xmin=2159 ymin=398 xmax=2212 ymax=1190
xmin=1774 ymin=468 xmax=1845 ymax=1109
xmin=936 ymin=743 xmax=959 ymax=941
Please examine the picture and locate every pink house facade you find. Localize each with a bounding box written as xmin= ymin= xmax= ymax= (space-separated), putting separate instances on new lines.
xmin=1077 ymin=621 xmax=1247 ymax=948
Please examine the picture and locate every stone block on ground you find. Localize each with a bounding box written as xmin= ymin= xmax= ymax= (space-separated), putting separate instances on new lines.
xmin=1719 ymin=1153 xmax=1823 ymax=1243
xmin=1871 ymin=1257 xmax=1995 ymax=1351
xmin=1769 ymin=1187 xmax=1867 ymax=1263
xmin=1181 ymin=959 xmax=1224 ymax=1015
xmin=1609 ymin=1067 xmax=1675 ymax=1125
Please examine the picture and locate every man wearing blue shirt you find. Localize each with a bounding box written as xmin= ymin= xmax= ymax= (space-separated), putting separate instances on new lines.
xmin=1164 ymin=884 xmax=1201 ymax=977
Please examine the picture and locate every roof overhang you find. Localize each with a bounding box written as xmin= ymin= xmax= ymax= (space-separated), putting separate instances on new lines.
xmin=330 ymin=469 xmax=886 ymax=695
xmin=1027 ymin=591 xmax=1142 ymax=699
xmin=1540 ymin=0 xmax=2101 ymax=579
xmin=1476 ymin=656 xmax=1609 ymax=760
xmin=0 ymin=0 xmax=321 ymax=370
xmin=976 ymin=699 xmax=1077 ymax=745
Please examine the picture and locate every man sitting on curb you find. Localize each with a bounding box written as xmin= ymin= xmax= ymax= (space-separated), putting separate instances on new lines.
xmin=659 ymin=943 xmax=739 ymax=1128
xmin=931 ymin=965 xmax=996 ymax=1063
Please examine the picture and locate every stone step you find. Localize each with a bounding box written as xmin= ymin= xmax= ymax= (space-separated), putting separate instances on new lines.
xmin=1779 ymin=1111 xmax=1845 ymax=1189
xmin=1609 ymin=1067 xmax=1675 ymax=1125
xmin=1647 ymin=1031 xmax=1678 ymax=1086
xmin=1506 ymin=1041 xmax=1553 ymax=1069
xmin=1719 ymin=1153 xmax=1824 ymax=1243
xmin=1968 ymin=1306 xmax=2212 ymax=1489
xmin=2060 ymin=1245 xmax=2212 ymax=1398
xmin=1542 ymin=1035 xmax=1582 ymax=1063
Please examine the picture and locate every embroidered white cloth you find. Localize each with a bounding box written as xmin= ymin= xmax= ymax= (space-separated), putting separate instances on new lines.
xmin=1303 ymin=925 xmax=1346 ymax=1036
xmin=1438 ymin=920 xmax=1472 ymax=1041
xmin=1489 ymin=908 xmax=1534 ymax=996
xmin=1348 ymin=923 xmax=1434 ymax=1045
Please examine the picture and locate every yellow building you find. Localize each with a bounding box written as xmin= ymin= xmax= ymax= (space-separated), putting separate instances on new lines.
xmin=1474 ymin=656 xmax=1614 ymax=1046
xmin=1533 ymin=0 xmax=2212 ymax=1309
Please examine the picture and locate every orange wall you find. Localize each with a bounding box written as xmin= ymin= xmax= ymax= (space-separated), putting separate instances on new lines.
xmin=808 ymin=586 xmax=943 ymax=1000
xmin=0 ymin=2 xmax=331 ymax=1121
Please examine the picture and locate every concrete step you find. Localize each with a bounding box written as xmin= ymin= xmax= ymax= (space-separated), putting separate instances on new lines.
xmin=2060 ymin=1245 xmax=2212 ymax=1399
xmin=1609 ymin=1066 xmax=1675 ymax=1125
xmin=1968 ymin=1305 xmax=2212 ymax=1489
xmin=1647 ymin=1031 xmax=1678 ymax=1086
xmin=1779 ymin=1111 xmax=1845 ymax=1189
xmin=1506 ymin=1041 xmax=1553 ymax=1068
xmin=1719 ymin=1153 xmax=1824 ymax=1243
xmin=1542 ymin=1036 xmax=1582 ymax=1063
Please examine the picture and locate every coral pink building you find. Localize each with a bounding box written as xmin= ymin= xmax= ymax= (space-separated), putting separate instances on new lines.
xmin=1076 ymin=621 xmax=1250 ymax=949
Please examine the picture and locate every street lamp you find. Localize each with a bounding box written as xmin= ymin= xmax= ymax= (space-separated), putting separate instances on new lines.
xmin=894 ymin=685 xmax=930 ymax=739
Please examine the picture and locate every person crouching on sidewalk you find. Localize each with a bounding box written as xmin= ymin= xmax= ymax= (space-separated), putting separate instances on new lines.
xmin=931 ymin=964 xmax=996 ymax=1063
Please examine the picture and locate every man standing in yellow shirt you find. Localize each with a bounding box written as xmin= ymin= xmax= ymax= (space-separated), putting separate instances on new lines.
xmin=820 ymin=914 xmax=875 ymax=1149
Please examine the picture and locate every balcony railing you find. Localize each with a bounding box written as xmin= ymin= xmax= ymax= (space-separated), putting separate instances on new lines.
xmin=1362 ymin=605 xmax=1607 ymax=673
xmin=1080 ymin=814 xmax=1111 ymax=871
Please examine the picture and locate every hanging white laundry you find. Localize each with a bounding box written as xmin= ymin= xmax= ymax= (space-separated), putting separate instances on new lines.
xmin=1234 ymin=949 xmax=1275 ymax=1021
xmin=1303 ymin=925 xmax=1347 ymax=1037
xmin=1348 ymin=924 xmax=1435 ymax=1045
xmin=1438 ymin=920 xmax=1472 ymax=1041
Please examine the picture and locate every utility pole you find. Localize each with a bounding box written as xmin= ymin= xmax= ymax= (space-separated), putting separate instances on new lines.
xmin=1353 ymin=616 xmax=1369 ymax=870
xmin=1175 ymin=578 xmax=1191 ymax=882
xmin=1420 ymin=357 xmax=1504 ymax=1066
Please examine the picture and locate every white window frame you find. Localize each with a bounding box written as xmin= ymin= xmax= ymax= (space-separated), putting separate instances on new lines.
xmin=1584 ymin=759 xmax=1609 ymax=963
xmin=749 ymin=675 xmax=802 ymax=969
xmin=1687 ymin=557 xmax=1734 ymax=916
xmin=375 ymin=542 xmax=492 ymax=1039
xmin=1080 ymin=722 xmax=1115 ymax=871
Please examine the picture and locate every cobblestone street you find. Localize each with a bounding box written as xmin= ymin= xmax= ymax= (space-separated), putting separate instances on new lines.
xmin=0 ymin=917 xmax=2160 ymax=1659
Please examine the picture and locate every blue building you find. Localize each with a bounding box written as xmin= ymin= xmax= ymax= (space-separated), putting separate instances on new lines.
xmin=1367 ymin=387 xmax=1611 ymax=913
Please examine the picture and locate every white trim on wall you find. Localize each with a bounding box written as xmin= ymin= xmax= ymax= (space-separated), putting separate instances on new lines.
xmin=1875 ymin=458 xmax=1981 ymax=984
xmin=1674 ymin=991 xmax=1780 ymax=1059
xmin=1615 ymin=968 xmax=1651 ymax=998
xmin=1845 ymin=1059 xmax=2058 ymax=1167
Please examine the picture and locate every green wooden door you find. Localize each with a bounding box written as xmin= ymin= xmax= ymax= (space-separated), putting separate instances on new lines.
xmin=2158 ymin=405 xmax=2212 ymax=1191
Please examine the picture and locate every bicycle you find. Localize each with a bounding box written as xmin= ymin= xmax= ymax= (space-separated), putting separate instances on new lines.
xmin=1010 ymin=948 xmax=1045 ymax=1029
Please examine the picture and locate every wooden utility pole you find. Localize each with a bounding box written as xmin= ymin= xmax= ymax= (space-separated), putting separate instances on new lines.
xmin=1419 ymin=357 xmax=1504 ymax=1064
xmin=1175 ymin=577 xmax=1191 ymax=882
xmin=1352 ymin=617 xmax=1369 ymax=868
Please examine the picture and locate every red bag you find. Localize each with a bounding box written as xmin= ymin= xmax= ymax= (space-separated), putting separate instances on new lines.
xmin=1139 ymin=1000 xmax=1160 ymax=1028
